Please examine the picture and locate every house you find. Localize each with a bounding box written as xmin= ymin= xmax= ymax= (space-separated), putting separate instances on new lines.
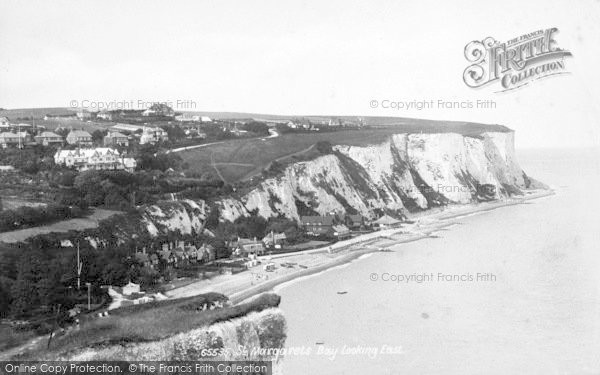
xmin=301 ymin=215 xmax=335 ymax=236
xmin=234 ymin=238 xmax=265 ymax=257
xmin=184 ymin=127 xmax=207 ymax=138
xmin=134 ymin=252 xmax=151 ymax=268
xmin=198 ymin=243 xmax=216 ymax=262
xmin=173 ymin=249 xmax=189 ymax=265
xmin=0 ymin=132 xmax=29 ymax=148
xmin=175 ymin=113 xmax=200 ymax=122
xmin=142 ymin=103 xmax=174 ymax=117
xmin=34 ymin=131 xmax=64 ymax=146
xmin=66 ymin=130 xmax=93 ymax=146
xmin=345 ymin=214 xmax=364 ymax=229
xmin=111 ymin=123 xmax=145 ymax=133
xmin=286 ymin=121 xmax=298 ymax=129
xmin=199 ymin=116 xmax=212 ymax=122
xmin=262 ymin=231 xmax=287 ymax=248
xmin=0 ymin=117 xmax=9 ymax=128
xmin=122 ymin=281 xmax=141 ymax=296
xmin=76 ymin=111 xmax=92 ymax=120
xmin=140 ymin=127 xmax=169 ymax=145
xmin=103 ymin=132 xmax=129 ymax=147
xmin=54 ymin=147 xmax=137 ymax=172
xmin=97 ymin=111 xmax=113 ymax=121
xmin=159 ymin=250 xmax=176 ymax=265
xmin=373 ymin=214 xmax=402 ymax=229
xmin=229 ymin=126 xmax=248 ymax=136
xmin=332 ymin=224 xmax=351 ymax=239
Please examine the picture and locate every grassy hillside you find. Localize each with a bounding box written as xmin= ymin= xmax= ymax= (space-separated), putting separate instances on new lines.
xmin=23 ymin=293 xmax=281 ymax=360
xmin=180 ymin=122 xmax=510 ymax=183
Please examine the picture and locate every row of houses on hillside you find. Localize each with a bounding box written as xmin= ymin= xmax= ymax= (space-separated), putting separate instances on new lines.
xmin=285 ymin=118 xmax=363 ymax=130
xmin=108 ymin=124 xmax=169 ymax=145
xmin=134 ymin=242 xmax=216 ymax=269
xmin=229 ymin=231 xmax=289 ymax=257
xmin=54 ymin=147 xmax=137 ymax=172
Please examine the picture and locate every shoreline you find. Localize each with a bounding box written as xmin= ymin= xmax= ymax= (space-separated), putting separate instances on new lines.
xmin=167 ymin=189 xmax=555 ymax=305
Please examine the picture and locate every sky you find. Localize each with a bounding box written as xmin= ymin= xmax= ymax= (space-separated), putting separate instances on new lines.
xmin=0 ymin=0 xmax=599 ymax=149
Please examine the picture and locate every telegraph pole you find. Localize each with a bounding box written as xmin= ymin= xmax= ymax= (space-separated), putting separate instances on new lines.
xmin=76 ymin=242 xmax=82 ymax=290
xmin=86 ymin=282 xmax=91 ymax=310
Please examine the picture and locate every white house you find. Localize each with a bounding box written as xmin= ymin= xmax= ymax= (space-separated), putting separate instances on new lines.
xmin=122 ymin=282 xmax=141 ymax=296
xmin=54 ymin=147 xmax=137 ymax=172
xmin=76 ymin=111 xmax=92 ymax=120
xmin=140 ymin=127 xmax=168 ymax=145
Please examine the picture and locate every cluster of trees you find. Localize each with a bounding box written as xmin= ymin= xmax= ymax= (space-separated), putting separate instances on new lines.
xmin=137 ymin=146 xmax=184 ymax=171
xmin=50 ymin=168 xmax=231 ymax=210
xmin=0 ymin=146 xmax=57 ymax=174
xmin=0 ymin=204 xmax=86 ymax=232
xmin=241 ymin=121 xmax=270 ymax=135
xmin=0 ymin=239 xmax=141 ymax=320
xmin=210 ymin=209 xmax=304 ymax=244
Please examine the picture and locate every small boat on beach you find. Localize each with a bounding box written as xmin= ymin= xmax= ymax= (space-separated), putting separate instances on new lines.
xmin=299 ymin=264 xmax=308 ymax=269
xmin=337 ymin=291 xmax=348 ymax=295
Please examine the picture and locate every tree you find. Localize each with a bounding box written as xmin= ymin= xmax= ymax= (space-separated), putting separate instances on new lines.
xmin=11 ymin=251 xmax=44 ymax=317
xmin=91 ymin=129 xmax=107 ymax=144
xmin=242 ymin=121 xmax=269 ymax=135
xmin=0 ymin=277 xmax=13 ymax=318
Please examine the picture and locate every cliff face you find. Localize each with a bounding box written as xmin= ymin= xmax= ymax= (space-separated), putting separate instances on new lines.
xmin=218 ymin=131 xmax=544 ymax=222
xmin=132 ymin=131 xmax=543 ymax=231
xmin=140 ymin=199 xmax=208 ymax=236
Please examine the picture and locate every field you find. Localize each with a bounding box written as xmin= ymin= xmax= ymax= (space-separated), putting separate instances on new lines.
xmin=0 ymin=208 xmax=120 ymax=243
xmin=180 ymin=120 xmax=510 ymax=183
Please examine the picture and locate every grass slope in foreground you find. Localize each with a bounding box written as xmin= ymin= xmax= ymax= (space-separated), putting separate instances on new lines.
xmin=20 ymin=293 xmax=281 ymax=359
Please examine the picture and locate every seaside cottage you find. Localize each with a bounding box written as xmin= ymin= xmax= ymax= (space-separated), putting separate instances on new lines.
xmin=262 ymin=231 xmax=287 ymax=248
xmin=233 ymin=238 xmax=266 ymax=257
xmin=122 ymin=281 xmax=141 ymax=296
xmin=345 ymin=214 xmax=364 ymax=229
xmin=332 ymin=224 xmax=351 ymax=239
xmin=301 ymin=215 xmax=335 ymax=236
xmin=134 ymin=252 xmax=152 ymax=268
xmin=198 ymin=243 xmax=216 ymax=262
xmin=373 ymin=214 xmax=402 ymax=230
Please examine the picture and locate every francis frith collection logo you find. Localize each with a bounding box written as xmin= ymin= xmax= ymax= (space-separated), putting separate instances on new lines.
xmin=463 ymin=28 xmax=572 ymax=92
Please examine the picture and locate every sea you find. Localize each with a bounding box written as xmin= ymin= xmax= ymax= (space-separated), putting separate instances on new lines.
xmin=278 ymin=148 xmax=600 ymax=375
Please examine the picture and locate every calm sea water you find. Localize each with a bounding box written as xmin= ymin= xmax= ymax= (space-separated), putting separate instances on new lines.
xmin=278 ymin=148 xmax=600 ymax=375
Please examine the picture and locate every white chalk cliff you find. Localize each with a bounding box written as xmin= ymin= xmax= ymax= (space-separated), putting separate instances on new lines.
xmin=217 ymin=131 xmax=544 ymax=222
